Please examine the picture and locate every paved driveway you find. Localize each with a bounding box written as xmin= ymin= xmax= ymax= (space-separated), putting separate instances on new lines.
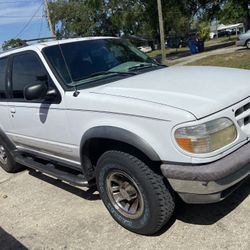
xmin=0 ymin=168 xmax=249 ymax=250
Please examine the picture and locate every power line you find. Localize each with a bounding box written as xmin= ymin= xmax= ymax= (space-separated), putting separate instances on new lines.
xmin=0 ymin=16 xmax=43 ymax=18
xmin=38 ymin=12 xmax=44 ymax=38
xmin=14 ymin=1 xmax=43 ymax=38
xmin=0 ymin=1 xmax=40 ymax=4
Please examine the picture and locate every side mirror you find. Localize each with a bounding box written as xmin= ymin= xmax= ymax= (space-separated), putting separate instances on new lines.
xmin=24 ymin=82 xmax=49 ymax=101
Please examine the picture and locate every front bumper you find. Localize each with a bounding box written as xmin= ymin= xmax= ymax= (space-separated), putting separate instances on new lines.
xmin=236 ymin=40 xmax=245 ymax=46
xmin=161 ymin=142 xmax=250 ymax=204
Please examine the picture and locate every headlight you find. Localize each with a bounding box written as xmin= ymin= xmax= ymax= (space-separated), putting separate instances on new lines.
xmin=174 ymin=118 xmax=237 ymax=154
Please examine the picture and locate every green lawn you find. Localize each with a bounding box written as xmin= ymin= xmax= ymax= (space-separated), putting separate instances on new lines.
xmin=205 ymin=35 xmax=237 ymax=46
xmin=147 ymin=47 xmax=188 ymax=58
xmin=188 ymin=49 xmax=250 ymax=70
xmin=147 ymin=36 xmax=237 ymax=59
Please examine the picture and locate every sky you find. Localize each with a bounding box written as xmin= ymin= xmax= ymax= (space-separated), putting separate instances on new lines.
xmin=0 ymin=0 xmax=51 ymax=48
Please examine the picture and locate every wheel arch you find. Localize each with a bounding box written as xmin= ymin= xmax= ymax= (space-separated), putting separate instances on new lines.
xmin=245 ymin=39 xmax=250 ymax=47
xmin=0 ymin=127 xmax=17 ymax=156
xmin=80 ymin=126 xmax=162 ymax=180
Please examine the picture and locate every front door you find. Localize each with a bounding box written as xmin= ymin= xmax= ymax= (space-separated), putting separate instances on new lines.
xmin=6 ymin=51 xmax=74 ymax=161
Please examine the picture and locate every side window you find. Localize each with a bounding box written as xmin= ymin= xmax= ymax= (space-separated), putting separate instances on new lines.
xmin=12 ymin=52 xmax=49 ymax=100
xmin=0 ymin=57 xmax=8 ymax=100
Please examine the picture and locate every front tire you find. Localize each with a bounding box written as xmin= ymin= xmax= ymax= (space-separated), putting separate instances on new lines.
xmin=246 ymin=40 xmax=250 ymax=49
xmin=96 ymin=151 xmax=175 ymax=235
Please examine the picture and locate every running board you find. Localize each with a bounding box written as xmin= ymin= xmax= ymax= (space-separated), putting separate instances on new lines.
xmin=15 ymin=154 xmax=90 ymax=187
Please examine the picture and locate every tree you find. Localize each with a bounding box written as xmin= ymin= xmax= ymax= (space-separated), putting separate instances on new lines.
xmin=219 ymin=0 xmax=250 ymax=29
xmin=2 ymin=39 xmax=24 ymax=51
xmin=192 ymin=0 xmax=250 ymax=30
xmin=198 ymin=21 xmax=210 ymax=40
xmin=48 ymin=0 xmax=194 ymax=42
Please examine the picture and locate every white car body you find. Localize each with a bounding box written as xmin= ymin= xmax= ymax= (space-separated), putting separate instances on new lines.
xmin=138 ymin=46 xmax=152 ymax=53
xmin=209 ymin=32 xmax=216 ymax=39
xmin=236 ymin=30 xmax=250 ymax=48
xmin=0 ymin=37 xmax=249 ymax=216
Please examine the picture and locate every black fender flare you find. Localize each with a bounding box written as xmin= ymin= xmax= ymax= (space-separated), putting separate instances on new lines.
xmin=0 ymin=127 xmax=17 ymax=158
xmin=80 ymin=126 xmax=161 ymax=179
xmin=80 ymin=126 xmax=161 ymax=161
xmin=80 ymin=126 xmax=161 ymax=181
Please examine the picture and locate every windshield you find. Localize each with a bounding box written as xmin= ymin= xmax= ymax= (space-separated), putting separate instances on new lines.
xmin=43 ymin=38 xmax=159 ymax=88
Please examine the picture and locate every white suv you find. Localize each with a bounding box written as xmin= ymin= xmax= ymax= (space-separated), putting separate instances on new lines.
xmin=0 ymin=37 xmax=249 ymax=235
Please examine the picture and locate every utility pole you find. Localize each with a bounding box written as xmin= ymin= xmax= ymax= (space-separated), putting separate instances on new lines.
xmin=44 ymin=0 xmax=55 ymax=37
xmin=157 ymin=0 xmax=166 ymax=64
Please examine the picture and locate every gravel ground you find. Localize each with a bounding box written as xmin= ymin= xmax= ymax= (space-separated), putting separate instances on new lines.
xmin=0 ymin=168 xmax=249 ymax=250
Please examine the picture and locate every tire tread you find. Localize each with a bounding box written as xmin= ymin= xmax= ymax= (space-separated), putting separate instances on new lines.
xmin=97 ymin=150 xmax=175 ymax=235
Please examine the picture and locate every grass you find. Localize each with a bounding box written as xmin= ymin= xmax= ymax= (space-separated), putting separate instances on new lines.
xmin=147 ymin=47 xmax=188 ymax=58
xmin=147 ymin=35 xmax=238 ymax=59
xmin=205 ymin=35 xmax=237 ymax=46
xmin=187 ymin=49 xmax=250 ymax=70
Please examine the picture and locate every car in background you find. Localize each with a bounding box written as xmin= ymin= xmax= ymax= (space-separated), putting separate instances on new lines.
xmin=137 ymin=46 xmax=152 ymax=53
xmin=209 ymin=32 xmax=216 ymax=39
xmin=165 ymin=36 xmax=187 ymax=48
xmin=210 ymin=30 xmax=233 ymax=40
xmin=236 ymin=30 xmax=250 ymax=49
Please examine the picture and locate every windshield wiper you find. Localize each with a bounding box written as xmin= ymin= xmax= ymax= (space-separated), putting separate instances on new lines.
xmin=75 ymin=71 xmax=137 ymax=81
xmin=128 ymin=63 xmax=159 ymax=71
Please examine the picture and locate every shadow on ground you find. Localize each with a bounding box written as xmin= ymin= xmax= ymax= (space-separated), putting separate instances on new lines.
xmin=235 ymin=47 xmax=249 ymax=52
xmin=0 ymin=227 xmax=28 ymax=250
xmin=176 ymin=177 xmax=250 ymax=225
xmin=156 ymin=177 xmax=250 ymax=236
xmin=28 ymin=170 xmax=100 ymax=201
xmin=29 ymin=170 xmax=249 ymax=236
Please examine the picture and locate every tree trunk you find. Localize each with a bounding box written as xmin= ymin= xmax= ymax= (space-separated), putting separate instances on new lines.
xmin=243 ymin=1 xmax=250 ymax=31
xmin=245 ymin=13 xmax=250 ymax=31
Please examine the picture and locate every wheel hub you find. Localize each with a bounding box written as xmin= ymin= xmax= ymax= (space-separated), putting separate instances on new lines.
xmin=0 ymin=145 xmax=7 ymax=165
xmin=106 ymin=171 xmax=144 ymax=219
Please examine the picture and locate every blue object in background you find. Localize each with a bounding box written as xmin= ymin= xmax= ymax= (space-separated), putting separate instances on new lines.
xmin=188 ymin=39 xmax=197 ymax=54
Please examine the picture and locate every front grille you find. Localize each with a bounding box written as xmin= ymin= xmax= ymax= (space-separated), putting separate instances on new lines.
xmin=235 ymin=102 xmax=250 ymax=132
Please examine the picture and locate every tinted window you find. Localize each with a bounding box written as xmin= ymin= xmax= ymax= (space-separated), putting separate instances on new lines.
xmin=12 ymin=53 xmax=48 ymax=100
xmin=43 ymin=39 xmax=157 ymax=88
xmin=0 ymin=57 xmax=7 ymax=99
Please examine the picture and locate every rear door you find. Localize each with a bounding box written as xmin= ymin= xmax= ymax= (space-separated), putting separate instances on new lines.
xmin=6 ymin=51 xmax=74 ymax=161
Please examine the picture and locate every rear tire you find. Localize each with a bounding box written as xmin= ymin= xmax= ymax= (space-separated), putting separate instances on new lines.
xmin=96 ymin=150 xmax=175 ymax=235
xmin=0 ymin=143 xmax=22 ymax=173
xmin=246 ymin=40 xmax=250 ymax=49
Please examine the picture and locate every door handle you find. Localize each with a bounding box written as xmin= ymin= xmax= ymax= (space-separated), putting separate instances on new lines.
xmin=10 ymin=108 xmax=16 ymax=114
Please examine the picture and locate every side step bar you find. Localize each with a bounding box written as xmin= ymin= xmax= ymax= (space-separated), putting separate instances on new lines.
xmin=15 ymin=154 xmax=90 ymax=187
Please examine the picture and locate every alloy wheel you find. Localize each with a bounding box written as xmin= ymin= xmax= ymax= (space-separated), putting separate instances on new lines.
xmin=105 ymin=170 xmax=144 ymax=219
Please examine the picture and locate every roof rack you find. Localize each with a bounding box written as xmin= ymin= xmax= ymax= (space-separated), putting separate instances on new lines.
xmin=0 ymin=36 xmax=56 ymax=54
xmin=24 ymin=36 xmax=56 ymax=43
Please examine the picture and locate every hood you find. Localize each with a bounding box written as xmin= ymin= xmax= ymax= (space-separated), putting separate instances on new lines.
xmin=92 ymin=66 xmax=250 ymax=119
